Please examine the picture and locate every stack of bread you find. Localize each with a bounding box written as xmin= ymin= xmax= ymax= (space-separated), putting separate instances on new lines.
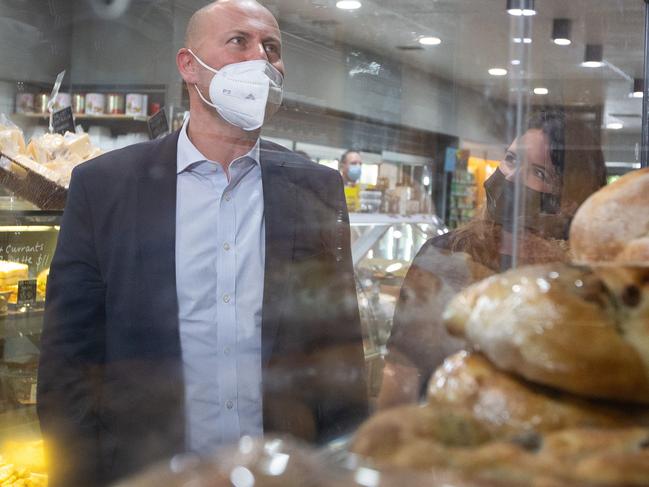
xmin=351 ymin=169 xmax=649 ymax=486
xmin=0 ymin=120 xmax=102 ymax=188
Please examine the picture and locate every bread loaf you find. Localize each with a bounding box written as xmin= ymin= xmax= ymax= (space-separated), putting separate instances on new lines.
xmin=443 ymin=263 xmax=649 ymax=403
xmin=570 ymin=168 xmax=649 ymax=263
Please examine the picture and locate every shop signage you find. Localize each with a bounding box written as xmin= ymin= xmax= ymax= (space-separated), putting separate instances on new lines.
xmin=51 ymin=106 xmax=75 ymax=135
xmin=17 ymin=279 xmax=37 ymax=305
xmin=148 ymin=108 xmax=169 ymax=140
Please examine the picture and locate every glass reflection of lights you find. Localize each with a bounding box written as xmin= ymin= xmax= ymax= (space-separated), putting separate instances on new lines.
xmin=392 ymin=230 xmax=403 ymax=239
xmin=239 ymin=436 xmax=254 ymax=454
xmin=336 ymin=0 xmax=362 ymax=9
xmin=385 ymin=262 xmax=403 ymax=273
xmin=354 ymin=466 xmax=381 ymax=487
xmin=230 ymin=466 xmax=255 ymax=487
xmin=265 ymin=453 xmax=290 ymax=476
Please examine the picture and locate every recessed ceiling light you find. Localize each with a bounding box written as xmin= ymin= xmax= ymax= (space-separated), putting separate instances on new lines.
xmin=506 ymin=0 xmax=536 ymax=16
xmin=513 ymin=37 xmax=532 ymax=44
xmin=336 ymin=0 xmax=361 ymax=10
xmin=631 ymin=78 xmax=644 ymax=98
xmin=581 ymin=44 xmax=604 ymax=68
xmin=511 ymin=59 xmax=521 ymax=65
xmin=533 ymin=87 xmax=549 ymax=95
xmin=606 ymin=122 xmax=623 ymax=130
xmin=488 ymin=68 xmax=508 ymax=76
xmin=418 ymin=36 xmax=441 ymax=46
xmin=552 ymin=19 xmax=572 ymax=46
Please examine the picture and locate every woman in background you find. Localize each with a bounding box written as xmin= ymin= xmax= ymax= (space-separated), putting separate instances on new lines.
xmin=378 ymin=111 xmax=606 ymax=408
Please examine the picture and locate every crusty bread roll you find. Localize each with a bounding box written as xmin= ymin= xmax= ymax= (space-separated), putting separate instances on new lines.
xmin=443 ymin=263 xmax=649 ymax=403
xmin=570 ymin=167 xmax=649 ymax=263
xmin=427 ymin=351 xmax=644 ymax=435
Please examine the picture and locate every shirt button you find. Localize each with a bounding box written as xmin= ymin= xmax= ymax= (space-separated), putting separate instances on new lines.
xmin=223 ymin=242 xmax=231 ymax=251
xmin=224 ymin=347 xmax=231 ymax=356
xmin=224 ymin=193 xmax=231 ymax=201
xmin=223 ymin=294 xmax=230 ymax=303
xmin=226 ymin=400 xmax=234 ymax=410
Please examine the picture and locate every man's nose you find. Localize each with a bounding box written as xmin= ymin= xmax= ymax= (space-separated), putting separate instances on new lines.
xmin=243 ymin=42 xmax=268 ymax=62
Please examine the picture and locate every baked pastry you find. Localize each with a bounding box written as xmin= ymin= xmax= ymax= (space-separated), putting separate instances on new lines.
xmin=350 ymin=404 xmax=493 ymax=463
xmin=570 ymin=167 xmax=649 ymax=263
xmin=444 ymin=263 xmax=649 ymax=403
xmin=427 ymin=351 xmax=643 ymax=436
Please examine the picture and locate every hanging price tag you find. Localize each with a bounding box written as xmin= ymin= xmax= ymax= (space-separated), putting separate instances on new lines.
xmin=51 ymin=106 xmax=75 ymax=135
xmin=147 ymin=108 xmax=169 ymax=140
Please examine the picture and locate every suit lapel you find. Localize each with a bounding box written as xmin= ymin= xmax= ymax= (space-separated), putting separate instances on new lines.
xmin=260 ymin=141 xmax=297 ymax=365
xmin=135 ymin=131 xmax=182 ymax=359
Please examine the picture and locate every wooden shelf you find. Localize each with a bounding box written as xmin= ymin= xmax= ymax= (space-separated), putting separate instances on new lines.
xmin=13 ymin=113 xmax=147 ymax=122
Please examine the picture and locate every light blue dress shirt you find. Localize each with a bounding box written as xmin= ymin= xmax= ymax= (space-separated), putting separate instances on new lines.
xmin=175 ymin=118 xmax=265 ymax=455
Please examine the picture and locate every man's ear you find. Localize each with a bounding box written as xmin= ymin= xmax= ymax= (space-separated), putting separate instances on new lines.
xmin=176 ymin=48 xmax=200 ymax=84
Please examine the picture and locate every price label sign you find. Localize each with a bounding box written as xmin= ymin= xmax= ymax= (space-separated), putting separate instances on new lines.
xmin=147 ymin=108 xmax=169 ymax=140
xmin=51 ymin=106 xmax=75 ymax=135
xmin=17 ymin=279 xmax=37 ymax=305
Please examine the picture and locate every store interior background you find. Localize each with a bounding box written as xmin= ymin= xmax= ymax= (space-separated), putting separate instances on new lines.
xmin=3 ymin=0 xmax=644 ymax=218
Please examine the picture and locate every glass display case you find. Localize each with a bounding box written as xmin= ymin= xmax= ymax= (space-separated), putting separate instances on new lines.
xmin=2 ymin=0 xmax=649 ymax=485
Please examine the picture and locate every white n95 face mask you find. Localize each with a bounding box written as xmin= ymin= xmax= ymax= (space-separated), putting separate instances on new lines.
xmin=188 ymin=49 xmax=284 ymax=131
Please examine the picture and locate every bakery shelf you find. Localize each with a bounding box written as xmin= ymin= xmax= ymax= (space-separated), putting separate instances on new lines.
xmin=0 ymin=152 xmax=67 ymax=210
xmin=14 ymin=112 xmax=147 ymax=122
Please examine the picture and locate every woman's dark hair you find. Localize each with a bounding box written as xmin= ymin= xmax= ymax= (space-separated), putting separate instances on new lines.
xmin=527 ymin=110 xmax=566 ymax=174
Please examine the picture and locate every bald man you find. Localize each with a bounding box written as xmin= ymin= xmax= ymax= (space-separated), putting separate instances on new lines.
xmin=37 ymin=2 xmax=367 ymax=485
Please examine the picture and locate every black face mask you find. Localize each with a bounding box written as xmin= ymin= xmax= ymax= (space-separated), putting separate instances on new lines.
xmin=484 ymin=168 xmax=565 ymax=238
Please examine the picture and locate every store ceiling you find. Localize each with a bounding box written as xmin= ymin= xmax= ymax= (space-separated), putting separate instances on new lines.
xmin=269 ymin=0 xmax=646 ymax=132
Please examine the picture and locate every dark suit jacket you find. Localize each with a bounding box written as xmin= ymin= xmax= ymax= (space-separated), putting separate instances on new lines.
xmin=37 ymin=131 xmax=368 ymax=486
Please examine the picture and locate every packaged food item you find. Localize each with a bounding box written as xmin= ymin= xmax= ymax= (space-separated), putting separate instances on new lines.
xmin=14 ymin=94 xmax=34 ymax=114
xmin=85 ymin=93 xmax=106 ymax=115
xmin=126 ymin=93 xmax=145 ymax=116
xmin=107 ymin=93 xmax=125 ymax=114
xmin=33 ymin=94 xmax=48 ymax=114
xmin=0 ymin=116 xmax=26 ymax=156
xmin=71 ymin=93 xmax=85 ymax=114
xmin=51 ymin=92 xmax=71 ymax=111
xmin=36 ymin=268 xmax=48 ymax=301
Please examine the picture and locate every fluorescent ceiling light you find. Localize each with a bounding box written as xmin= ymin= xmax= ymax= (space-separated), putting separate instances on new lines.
xmin=552 ymin=19 xmax=572 ymax=46
xmin=533 ymin=87 xmax=549 ymax=95
xmin=336 ymin=0 xmax=361 ymax=10
xmin=511 ymin=59 xmax=521 ymax=65
xmin=418 ymin=36 xmax=441 ymax=46
xmin=507 ymin=0 xmax=536 ymax=16
xmin=513 ymin=37 xmax=532 ymax=44
xmin=488 ymin=68 xmax=508 ymax=76
xmin=606 ymin=122 xmax=623 ymax=130
xmin=581 ymin=44 xmax=603 ymax=68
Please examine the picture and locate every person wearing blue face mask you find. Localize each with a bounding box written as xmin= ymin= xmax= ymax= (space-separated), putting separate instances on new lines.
xmin=340 ymin=149 xmax=363 ymax=186
xmin=37 ymin=1 xmax=367 ymax=485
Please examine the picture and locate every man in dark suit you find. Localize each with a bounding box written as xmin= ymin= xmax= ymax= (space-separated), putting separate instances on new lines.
xmin=37 ymin=1 xmax=367 ymax=485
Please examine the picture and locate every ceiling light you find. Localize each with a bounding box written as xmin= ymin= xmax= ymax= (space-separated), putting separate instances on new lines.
xmin=606 ymin=122 xmax=623 ymax=130
xmin=581 ymin=44 xmax=604 ymax=68
xmin=418 ymin=36 xmax=441 ymax=46
xmin=488 ymin=68 xmax=508 ymax=76
xmin=513 ymin=37 xmax=532 ymax=44
xmin=511 ymin=59 xmax=521 ymax=65
xmin=533 ymin=87 xmax=549 ymax=95
xmin=506 ymin=0 xmax=536 ymax=16
xmin=631 ymin=78 xmax=644 ymax=98
xmin=552 ymin=18 xmax=572 ymax=46
xmin=336 ymin=0 xmax=361 ymax=10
